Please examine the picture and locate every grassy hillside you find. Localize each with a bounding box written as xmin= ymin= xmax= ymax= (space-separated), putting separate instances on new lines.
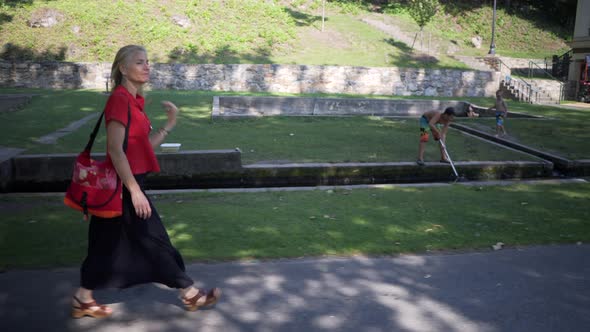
xmin=429 ymin=1 xmax=571 ymax=58
xmin=0 ymin=0 xmax=572 ymax=67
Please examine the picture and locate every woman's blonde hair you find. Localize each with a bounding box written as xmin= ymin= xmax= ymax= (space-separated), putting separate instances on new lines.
xmin=110 ymin=45 xmax=147 ymax=95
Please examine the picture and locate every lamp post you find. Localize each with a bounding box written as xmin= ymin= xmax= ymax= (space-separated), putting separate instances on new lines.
xmin=488 ymin=0 xmax=497 ymax=55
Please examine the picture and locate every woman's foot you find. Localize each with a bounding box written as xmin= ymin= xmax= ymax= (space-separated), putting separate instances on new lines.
xmin=181 ymin=287 xmax=221 ymax=311
xmin=71 ymin=296 xmax=113 ymax=318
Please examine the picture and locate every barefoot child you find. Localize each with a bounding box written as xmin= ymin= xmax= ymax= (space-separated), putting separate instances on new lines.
xmin=489 ymin=90 xmax=508 ymax=137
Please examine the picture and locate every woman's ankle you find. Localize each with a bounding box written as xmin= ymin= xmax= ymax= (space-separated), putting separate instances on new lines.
xmin=74 ymin=288 xmax=93 ymax=302
xmin=180 ymin=286 xmax=198 ymax=298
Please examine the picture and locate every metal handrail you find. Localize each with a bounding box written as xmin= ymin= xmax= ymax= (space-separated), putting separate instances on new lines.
xmin=544 ymin=49 xmax=572 ymax=82
xmin=506 ymin=76 xmax=540 ymax=103
xmin=544 ymin=49 xmax=573 ymax=67
xmin=495 ymin=57 xmax=537 ymax=103
xmin=528 ymin=61 xmax=564 ymax=102
xmin=528 ymin=61 xmax=559 ymax=80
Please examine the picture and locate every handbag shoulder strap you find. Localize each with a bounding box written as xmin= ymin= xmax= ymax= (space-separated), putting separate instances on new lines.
xmin=84 ymin=102 xmax=131 ymax=152
xmin=122 ymin=103 xmax=130 ymax=152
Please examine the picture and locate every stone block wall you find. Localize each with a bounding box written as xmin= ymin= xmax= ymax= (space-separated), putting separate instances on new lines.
xmin=0 ymin=61 xmax=111 ymax=89
xmin=0 ymin=60 xmax=500 ymax=97
xmin=213 ymin=96 xmax=472 ymax=118
xmin=498 ymin=56 xmax=548 ymax=76
xmin=528 ymin=78 xmax=564 ymax=102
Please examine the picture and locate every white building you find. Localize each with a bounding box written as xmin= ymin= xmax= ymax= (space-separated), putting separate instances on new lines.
xmin=568 ymin=0 xmax=590 ymax=100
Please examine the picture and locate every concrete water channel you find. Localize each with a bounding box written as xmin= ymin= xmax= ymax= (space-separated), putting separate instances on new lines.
xmin=1 ymin=97 xmax=588 ymax=192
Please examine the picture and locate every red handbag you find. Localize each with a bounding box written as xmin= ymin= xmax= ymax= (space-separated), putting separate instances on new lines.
xmin=64 ymin=104 xmax=130 ymax=220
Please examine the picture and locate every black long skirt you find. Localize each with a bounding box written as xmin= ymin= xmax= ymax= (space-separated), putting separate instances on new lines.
xmin=80 ymin=174 xmax=194 ymax=290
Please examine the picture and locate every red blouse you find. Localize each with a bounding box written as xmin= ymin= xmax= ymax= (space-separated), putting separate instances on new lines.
xmin=104 ymin=85 xmax=160 ymax=174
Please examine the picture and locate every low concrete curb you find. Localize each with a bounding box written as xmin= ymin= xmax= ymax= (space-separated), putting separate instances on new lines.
xmin=1 ymin=150 xmax=554 ymax=192
xmin=451 ymin=123 xmax=590 ymax=176
xmin=571 ymin=159 xmax=590 ymax=176
xmin=35 ymin=112 xmax=100 ymax=144
xmin=238 ymin=161 xmax=553 ymax=188
xmin=0 ymin=150 xmax=242 ymax=192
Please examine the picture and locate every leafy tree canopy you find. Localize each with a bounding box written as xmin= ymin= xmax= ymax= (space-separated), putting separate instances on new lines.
xmin=407 ymin=0 xmax=439 ymax=29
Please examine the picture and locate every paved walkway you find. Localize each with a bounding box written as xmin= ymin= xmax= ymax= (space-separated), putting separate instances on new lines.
xmin=35 ymin=112 xmax=100 ymax=144
xmin=1 ymin=244 xmax=589 ymax=332
xmin=554 ymin=102 xmax=590 ymax=110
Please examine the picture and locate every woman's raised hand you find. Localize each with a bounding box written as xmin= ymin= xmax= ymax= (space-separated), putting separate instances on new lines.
xmin=161 ymin=101 xmax=178 ymax=128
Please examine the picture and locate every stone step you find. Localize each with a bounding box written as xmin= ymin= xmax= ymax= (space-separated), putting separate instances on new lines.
xmin=454 ymin=56 xmax=494 ymax=72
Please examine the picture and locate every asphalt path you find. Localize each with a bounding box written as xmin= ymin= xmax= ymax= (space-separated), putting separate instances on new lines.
xmin=1 ymin=244 xmax=589 ymax=332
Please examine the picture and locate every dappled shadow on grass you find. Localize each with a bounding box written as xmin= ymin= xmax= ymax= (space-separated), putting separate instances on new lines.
xmin=384 ymin=38 xmax=411 ymax=52
xmin=0 ymin=43 xmax=66 ymax=61
xmin=383 ymin=38 xmax=440 ymax=68
xmin=159 ymin=183 xmax=590 ymax=264
xmin=168 ymin=44 xmax=273 ymax=64
xmin=283 ymin=7 xmax=323 ymax=27
xmin=1 ymin=0 xmax=35 ymax=7
xmin=0 ymin=12 xmax=13 ymax=26
xmin=2 ymin=183 xmax=590 ymax=269
xmin=396 ymin=53 xmax=439 ymax=67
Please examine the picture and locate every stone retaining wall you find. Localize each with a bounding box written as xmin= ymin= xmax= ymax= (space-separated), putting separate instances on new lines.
xmin=498 ymin=57 xmax=546 ymax=68
xmin=0 ymin=61 xmax=111 ymax=89
xmin=0 ymin=61 xmax=500 ymax=97
xmin=528 ymin=78 xmax=564 ymax=102
xmin=213 ymin=96 xmax=472 ymax=118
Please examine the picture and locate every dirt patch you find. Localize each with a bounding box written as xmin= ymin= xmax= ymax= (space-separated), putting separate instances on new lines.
xmin=362 ymin=17 xmax=418 ymax=48
xmin=304 ymin=28 xmax=353 ymax=50
xmin=361 ymin=14 xmax=445 ymax=55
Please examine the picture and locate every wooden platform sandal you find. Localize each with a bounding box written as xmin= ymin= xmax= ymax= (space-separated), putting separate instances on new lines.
xmin=182 ymin=288 xmax=221 ymax=312
xmin=71 ymin=296 xmax=113 ymax=318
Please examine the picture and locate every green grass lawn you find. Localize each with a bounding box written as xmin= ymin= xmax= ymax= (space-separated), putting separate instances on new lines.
xmin=458 ymin=101 xmax=590 ymax=160
xmin=1 ymin=182 xmax=589 ymax=270
xmin=0 ymin=88 xmax=554 ymax=163
xmin=0 ymin=89 xmax=107 ymax=150
xmin=458 ymin=118 xmax=590 ymax=160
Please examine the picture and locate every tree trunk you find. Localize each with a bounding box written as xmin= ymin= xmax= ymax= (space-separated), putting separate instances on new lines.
xmin=411 ymin=26 xmax=424 ymax=50
xmin=321 ymin=0 xmax=325 ymax=32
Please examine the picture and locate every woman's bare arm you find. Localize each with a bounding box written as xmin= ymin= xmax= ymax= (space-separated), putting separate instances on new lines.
xmin=149 ymin=101 xmax=178 ymax=148
xmin=107 ymin=121 xmax=151 ymax=219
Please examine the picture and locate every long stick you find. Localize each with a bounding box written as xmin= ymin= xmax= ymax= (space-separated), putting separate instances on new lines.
xmin=439 ymin=140 xmax=459 ymax=178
